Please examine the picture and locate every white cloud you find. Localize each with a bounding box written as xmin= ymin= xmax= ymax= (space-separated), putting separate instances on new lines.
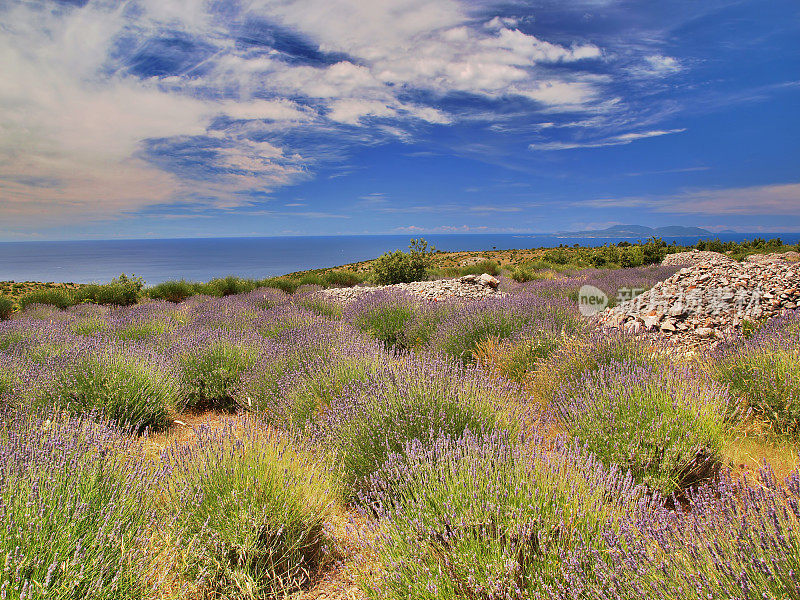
xmin=581 ymin=182 xmax=800 ymax=215
xmin=529 ymin=128 xmax=685 ymax=150
xmin=0 ymin=0 xmax=682 ymax=229
xmin=630 ymin=54 xmax=682 ymax=77
xmin=221 ymin=99 xmax=314 ymax=122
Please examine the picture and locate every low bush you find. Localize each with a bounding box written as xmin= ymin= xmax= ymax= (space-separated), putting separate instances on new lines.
xmin=457 ymin=259 xmax=501 ymax=276
xmin=0 ymin=414 xmax=163 ymax=599
xmin=362 ymin=431 xmax=641 ymax=599
xmin=147 ymin=280 xmax=196 ymax=303
xmin=322 ymin=356 xmax=517 ymax=496
xmin=511 ymin=265 xmax=554 ymax=283
xmin=19 ymin=287 xmax=75 ymax=310
xmin=76 ymin=274 xmax=143 ymax=306
xmin=260 ymin=277 xmax=301 ymax=294
xmin=474 ymin=334 xmax=559 ymax=382
xmin=371 ymin=238 xmax=435 ymax=285
xmin=555 ymin=363 xmax=729 ymax=495
xmin=0 ymin=295 xmax=14 ymax=320
xmin=181 ymin=341 xmax=258 ymax=411
xmin=343 ymin=290 xmax=416 ymax=348
xmin=39 ymin=351 xmax=180 ymax=431
xmin=167 ymin=421 xmax=337 ymax=598
xmin=206 ymin=275 xmax=259 ymax=297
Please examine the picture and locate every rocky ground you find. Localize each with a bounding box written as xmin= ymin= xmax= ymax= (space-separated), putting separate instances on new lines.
xmin=319 ymin=273 xmax=503 ymax=303
xmin=599 ymin=251 xmax=800 ymax=346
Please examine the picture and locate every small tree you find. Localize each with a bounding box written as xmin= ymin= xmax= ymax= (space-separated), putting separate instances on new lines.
xmin=371 ymin=238 xmax=436 ymax=285
xmin=641 ymin=236 xmax=667 ymax=265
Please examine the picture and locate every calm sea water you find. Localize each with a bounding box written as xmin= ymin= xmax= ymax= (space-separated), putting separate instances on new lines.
xmin=0 ymin=233 xmax=797 ymax=285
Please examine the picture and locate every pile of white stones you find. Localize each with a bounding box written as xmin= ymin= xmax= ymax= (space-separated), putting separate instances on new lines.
xmin=599 ymin=252 xmax=800 ymax=338
xmin=319 ymin=273 xmax=503 ymax=304
xmin=661 ymin=250 xmax=735 ymax=267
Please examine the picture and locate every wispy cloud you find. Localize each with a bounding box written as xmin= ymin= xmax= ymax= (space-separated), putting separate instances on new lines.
xmin=625 ymin=166 xmax=710 ymax=177
xmin=582 ymin=182 xmax=800 ymax=215
xmin=529 ymin=128 xmax=686 ymax=150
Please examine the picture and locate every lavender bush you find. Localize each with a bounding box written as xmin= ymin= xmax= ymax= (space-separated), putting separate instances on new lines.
xmin=320 ymin=355 xmax=522 ymax=496
xmin=554 ymin=362 xmax=730 ymax=495
xmin=179 ymin=338 xmax=259 ymax=412
xmin=430 ymin=293 xmax=584 ymax=364
xmin=544 ymin=463 xmax=800 ymax=600
xmin=361 ymin=431 xmax=642 ymax=599
xmin=343 ymin=289 xmax=417 ymax=348
xmin=709 ymin=310 xmax=800 ymax=437
xmin=166 ymin=418 xmax=337 ymax=598
xmin=0 ymin=413 xmax=166 ymax=599
xmin=532 ymin=330 xmax=664 ymax=406
xmin=36 ymin=346 xmax=181 ymax=431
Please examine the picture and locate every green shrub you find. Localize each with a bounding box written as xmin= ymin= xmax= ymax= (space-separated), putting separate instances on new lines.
xmin=147 ymin=280 xmax=196 ymax=303
xmin=458 ymin=259 xmax=501 ymax=276
xmin=168 ymin=422 xmax=337 ymax=598
xmin=619 ymin=246 xmax=645 ymax=268
xmin=0 ymin=296 xmax=13 ymax=320
xmin=641 ymin=236 xmax=667 ymax=265
xmin=297 ymin=273 xmax=325 ymax=287
xmin=181 ymin=342 xmax=258 ymax=411
xmin=555 ymin=364 xmax=728 ymax=495
xmin=543 ymin=247 xmax=570 ymax=264
xmin=19 ymin=288 xmax=76 ymax=310
xmin=39 ymin=353 xmax=179 ymax=431
xmin=207 ymin=276 xmax=258 ymax=297
xmin=511 ymin=265 xmax=551 ymax=282
xmin=371 ymin=238 xmax=435 ymax=285
xmin=77 ymin=274 xmax=143 ymax=306
xmin=260 ymin=277 xmax=300 ymax=294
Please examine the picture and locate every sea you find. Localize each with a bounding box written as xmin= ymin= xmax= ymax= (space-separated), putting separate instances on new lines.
xmin=1 ymin=233 xmax=797 ymax=285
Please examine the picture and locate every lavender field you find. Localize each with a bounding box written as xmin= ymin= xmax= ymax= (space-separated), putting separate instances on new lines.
xmin=0 ymin=268 xmax=798 ymax=600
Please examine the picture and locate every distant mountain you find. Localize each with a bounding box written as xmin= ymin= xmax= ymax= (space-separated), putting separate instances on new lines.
xmin=557 ymin=224 xmax=713 ymax=238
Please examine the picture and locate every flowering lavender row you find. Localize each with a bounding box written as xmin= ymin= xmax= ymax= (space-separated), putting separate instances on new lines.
xmin=0 ymin=412 xmax=167 ymax=599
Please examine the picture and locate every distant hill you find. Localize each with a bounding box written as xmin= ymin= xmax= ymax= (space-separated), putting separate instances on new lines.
xmin=558 ymin=224 xmax=713 ymax=238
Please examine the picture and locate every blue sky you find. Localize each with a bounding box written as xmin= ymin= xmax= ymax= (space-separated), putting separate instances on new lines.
xmin=1 ymin=0 xmax=798 ymax=240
